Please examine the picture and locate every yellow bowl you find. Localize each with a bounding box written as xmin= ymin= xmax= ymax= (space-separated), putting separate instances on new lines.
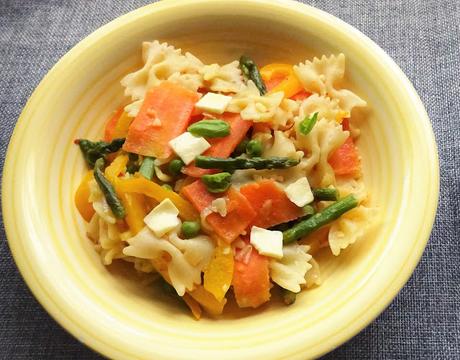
xmin=2 ymin=0 xmax=439 ymax=358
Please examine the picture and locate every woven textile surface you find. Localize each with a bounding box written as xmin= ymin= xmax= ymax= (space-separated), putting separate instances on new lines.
xmin=0 ymin=0 xmax=458 ymax=359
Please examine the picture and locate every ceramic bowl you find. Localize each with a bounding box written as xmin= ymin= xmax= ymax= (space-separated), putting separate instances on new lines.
xmin=2 ymin=0 xmax=438 ymax=358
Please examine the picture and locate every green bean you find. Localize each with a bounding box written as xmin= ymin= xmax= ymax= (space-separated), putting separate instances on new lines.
xmin=75 ymin=138 xmax=125 ymax=167
xmin=201 ymin=172 xmax=232 ymax=193
xmin=168 ymin=159 xmax=185 ymax=176
xmin=195 ymin=156 xmax=300 ymax=171
xmin=181 ymin=221 xmax=201 ymax=238
xmin=93 ymin=158 xmax=125 ymax=219
xmin=239 ymin=55 xmax=267 ymax=95
xmin=139 ymin=156 xmax=155 ymax=180
xmin=312 ymin=188 xmax=339 ymax=201
xmin=188 ymin=119 xmax=230 ymax=138
xmin=246 ymin=139 xmax=263 ymax=157
xmin=282 ymin=195 xmax=358 ymax=244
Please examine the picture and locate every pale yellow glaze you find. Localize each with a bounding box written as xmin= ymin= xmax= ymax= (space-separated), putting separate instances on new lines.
xmin=1 ymin=0 xmax=439 ymax=359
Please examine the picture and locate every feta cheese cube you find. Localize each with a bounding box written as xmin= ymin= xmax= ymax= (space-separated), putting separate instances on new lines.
xmin=250 ymin=226 xmax=283 ymax=259
xmin=144 ymin=198 xmax=181 ymax=237
xmin=285 ymin=177 xmax=314 ymax=207
xmin=169 ymin=132 xmax=211 ymax=165
xmin=195 ymin=92 xmax=232 ymax=114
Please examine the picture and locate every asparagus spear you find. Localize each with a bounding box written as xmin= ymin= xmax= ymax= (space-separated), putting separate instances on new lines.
xmin=312 ymin=188 xmax=339 ymax=201
xmin=195 ymin=156 xmax=300 ymax=171
xmin=93 ymin=158 xmax=126 ymax=219
xmin=239 ymin=55 xmax=267 ymax=95
xmin=283 ymin=195 xmax=358 ymax=244
xmin=75 ymin=137 xmax=125 ymax=167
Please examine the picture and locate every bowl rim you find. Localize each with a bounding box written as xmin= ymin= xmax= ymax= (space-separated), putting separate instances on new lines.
xmin=2 ymin=0 xmax=439 ymax=358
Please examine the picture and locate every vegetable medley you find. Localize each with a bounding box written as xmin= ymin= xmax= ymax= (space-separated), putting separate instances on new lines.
xmin=75 ymin=41 xmax=374 ymax=318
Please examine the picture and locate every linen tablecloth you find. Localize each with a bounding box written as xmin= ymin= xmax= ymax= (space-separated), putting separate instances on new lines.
xmin=0 ymin=0 xmax=458 ymax=358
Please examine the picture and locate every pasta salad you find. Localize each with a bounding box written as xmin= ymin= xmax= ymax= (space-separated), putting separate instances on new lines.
xmin=74 ymin=40 xmax=374 ymax=318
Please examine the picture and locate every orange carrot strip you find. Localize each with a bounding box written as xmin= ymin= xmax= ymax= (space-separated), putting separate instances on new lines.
xmin=104 ymin=107 xmax=124 ymax=142
xmin=328 ymin=137 xmax=361 ymax=176
xmin=181 ymin=180 xmax=256 ymax=243
xmin=232 ymin=246 xmax=271 ymax=308
xmin=184 ymin=113 xmax=252 ymax=177
xmin=123 ymin=82 xmax=199 ymax=158
xmin=240 ymin=179 xmax=303 ymax=228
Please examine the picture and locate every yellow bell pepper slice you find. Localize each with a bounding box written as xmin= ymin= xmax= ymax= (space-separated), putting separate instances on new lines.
xmin=120 ymin=192 xmax=146 ymax=235
xmin=112 ymin=111 xmax=134 ymax=139
xmin=259 ymin=63 xmax=304 ymax=98
xmin=188 ymin=285 xmax=227 ymax=316
xmin=182 ymin=294 xmax=202 ymax=320
xmin=204 ymin=246 xmax=234 ymax=302
xmin=74 ymin=170 xmax=95 ymax=222
xmin=105 ymin=155 xmax=147 ymax=235
xmin=105 ymin=154 xmax=128 ymax=183
xmin=117 ymin=177 xmax=199 ymax=221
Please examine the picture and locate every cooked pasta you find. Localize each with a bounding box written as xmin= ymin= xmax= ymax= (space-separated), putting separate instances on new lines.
xmin=74 ymin=40 xmax=375 ymax=318
xmin=293 ymin=53 xmax=367 ymax=114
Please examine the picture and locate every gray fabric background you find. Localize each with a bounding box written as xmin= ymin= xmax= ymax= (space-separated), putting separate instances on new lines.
xmin=0 ymin=0 xmax=458 ymax=359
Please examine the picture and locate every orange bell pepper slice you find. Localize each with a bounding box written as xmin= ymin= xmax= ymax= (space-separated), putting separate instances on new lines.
xmin=260 ymin=63 xmax=304 ymax=98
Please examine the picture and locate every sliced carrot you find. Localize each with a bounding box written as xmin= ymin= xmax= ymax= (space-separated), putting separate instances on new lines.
xmin=123 ymin=82 xmax=199 ymax=158
xmin=180 ymin=179 xmax=216 ymax=212
xmin=181 ymin=180 xmax=256 ymax=243
xmin=104 ymin=107 xmax=124 ymax=142
xmin=184 ymin=113 xmax=252 ymax=177
xmin=252 ymin=122 xmax=272 ymax=134
xmin=240 ymin=180 xmax=303 ymax=228
xmin=328 ymin=137 xmax=361 ymax=176
xmin=290 ymin=90 xmax=311 ymax=101
xmin=232 ymin=246 xmax=271 ymax=308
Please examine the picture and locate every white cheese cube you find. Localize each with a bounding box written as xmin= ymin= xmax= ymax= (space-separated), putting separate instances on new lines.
xmin=195 ymin=92 xmax=232 ymax=114
xmin=169 ymin=132 xmax=211 ymax=165
xmin=144 ymin=199 xmax=181 ymax=237
xmin=250 ymin=226 xmax=283 ymax=259
xmin=285 ymin=177 xmax=314 ymax=207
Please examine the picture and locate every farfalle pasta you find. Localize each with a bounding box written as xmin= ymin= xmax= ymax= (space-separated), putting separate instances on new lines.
xmin=200 ymin=60 xmax=245 ymax=93
xmin=293 ymin=54 xmax=367 ymax=114
xmin=73 ymin=40 xmax=375 ymax=318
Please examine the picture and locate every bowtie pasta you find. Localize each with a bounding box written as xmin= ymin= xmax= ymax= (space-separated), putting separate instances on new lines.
xmin=73 ymin=41 xmax=375 ymax=319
